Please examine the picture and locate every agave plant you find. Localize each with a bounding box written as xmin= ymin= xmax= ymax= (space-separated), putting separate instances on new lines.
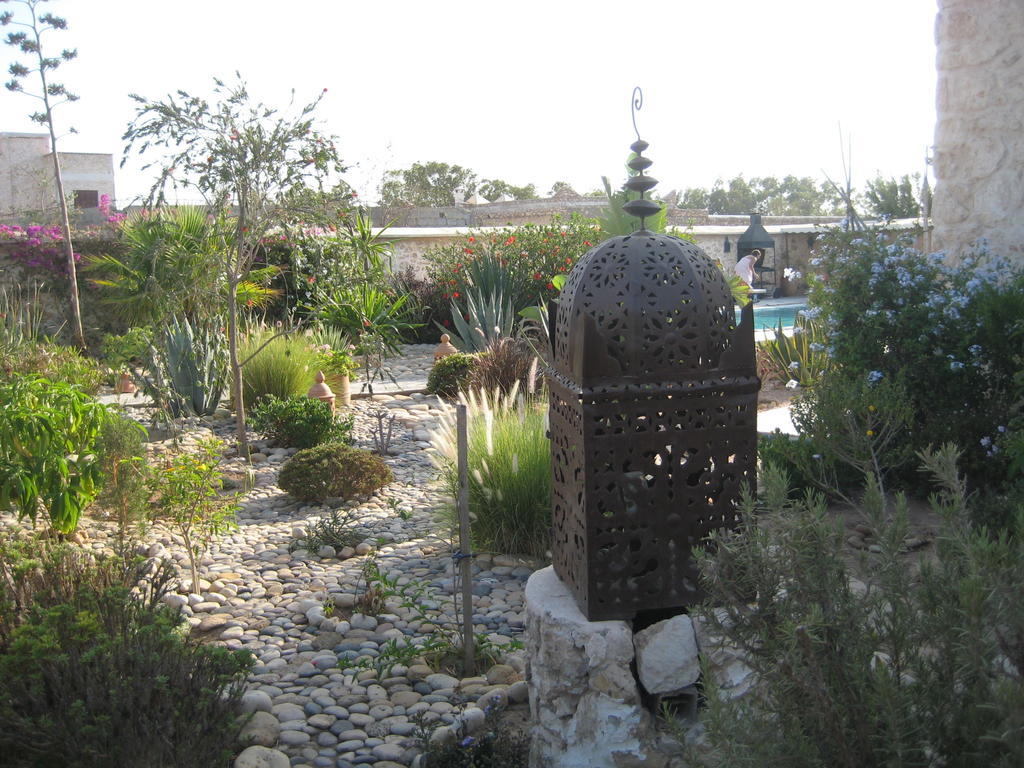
xmin=153 ymin=317 xmax=229 ymax=416
xmin=447 ymin=284 xmax=515 ymax=353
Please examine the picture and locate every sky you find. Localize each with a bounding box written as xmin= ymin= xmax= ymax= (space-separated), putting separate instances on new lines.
xmin=0 ymin=0 xmax=939 ymax=208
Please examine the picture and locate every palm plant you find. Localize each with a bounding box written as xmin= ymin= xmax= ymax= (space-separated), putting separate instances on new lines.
xmin=89 ymin=207 xmax=279 ymax=325
xmin=314 ymin=284 xmax=416 ymax=357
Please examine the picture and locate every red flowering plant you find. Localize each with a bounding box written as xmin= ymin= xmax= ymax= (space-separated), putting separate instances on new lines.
xmin=424 ymin=213 xmax=602 ymax=313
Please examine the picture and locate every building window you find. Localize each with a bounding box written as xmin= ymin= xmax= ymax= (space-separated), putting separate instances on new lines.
xmin=74 ymin=190 xmax=99 ymax=209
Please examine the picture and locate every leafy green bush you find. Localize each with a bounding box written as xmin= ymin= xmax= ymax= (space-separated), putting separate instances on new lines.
xmin=431 ymin=387 xmax=551 ymax=557
xmin=0 ymin=375 xmax=112 ymax=533
xmin=152 ymin=439 xmax=239 ymax=592
xmin=389 ymin=265 xmax=449 ymax=344
xmin=808 ymin=229 xmax=1024 ymax=488
xmin=0 ymin=538 xmax=252 ymax=768
xmin=239 ymin=331 xmax=317 ymax=408
xmin=279 ymin=443 xmax=393 ymax=503
xmin=250 ymin=395 xmax=354 ymax=448
xmin=94 ymin=413 xmax=151 ymax=553
xmin=3 ymin=341 xmax=105 ymax=394
xmin=427 ymin=353 xmax=478 ymax=398
xmin=101 ymin=327 xmax=153 ymax=372
xmin=693 ymin=449 xmax=1024 ymax=767
xmin=424 ymin=214 xmax=601 ymax=313
xmin=790 ymin=369 xmax=914 ymax=501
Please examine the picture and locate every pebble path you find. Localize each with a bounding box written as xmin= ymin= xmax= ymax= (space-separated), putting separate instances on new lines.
xmin=4 ymin=345 xmax=539 ymax=768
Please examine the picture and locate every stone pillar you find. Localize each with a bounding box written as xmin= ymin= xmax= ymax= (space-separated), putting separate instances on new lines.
xmin=525 ymin=567 xmax=687 ymax=768
xmin=932 ymin=0 xmax=1024 ymax=262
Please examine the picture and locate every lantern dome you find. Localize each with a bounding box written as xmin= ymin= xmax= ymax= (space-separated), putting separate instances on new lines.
xmin=552 ymin=233 xmax=741 ymax=390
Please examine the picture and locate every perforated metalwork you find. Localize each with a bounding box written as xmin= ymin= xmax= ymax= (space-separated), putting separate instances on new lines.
xmin=547 ymin=233 xmax=759 ymax=621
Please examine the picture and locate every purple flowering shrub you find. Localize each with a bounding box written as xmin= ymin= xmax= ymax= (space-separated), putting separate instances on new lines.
xmin=0 ymin=223 xmax=81 ymax=275
xmin=803 ymin=228 xmax=1024 ymax=488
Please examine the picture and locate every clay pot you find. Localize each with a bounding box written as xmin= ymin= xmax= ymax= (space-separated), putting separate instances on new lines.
xmin=116 ymin=371 xmax=136 ymax=394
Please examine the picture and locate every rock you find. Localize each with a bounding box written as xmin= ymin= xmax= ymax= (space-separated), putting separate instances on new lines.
xmin=312 ymin=631 xmax=345 ymax=651
xmin=238 ymin=711 xmax=280 ymax=747
xmin=371 ymin=743 xmax=406 ymax=762
xmin=240 ymin=690 xmax=274 ymax=715
xmin=526 ymin=566 xmax=673 ymax=767
xmin=333 ymin=593 xmax=357 ymax=609
xmin=507 ymin=680 xmax=529 ymax=703
xmin=633 ymin=614 xmax=700 ymax=695
xmin=485 ymin=664 xmax=517 ymax=685
xmin=407 ymin=664 xmax=433 ymax=681
xmin=692 ymin=609 xmax=755 ymax=701
xmin=234 ymin=746 xmax=290 ymax=768
xmin=460 ymin=706 xmax=487 ymax=734
xmin=277 ymin=729 xmax=310 ymax=746
xmin=425 ymin=673 xmax=459 ymax=691
xmin=272 ymin=702 xmax=306 ymax=723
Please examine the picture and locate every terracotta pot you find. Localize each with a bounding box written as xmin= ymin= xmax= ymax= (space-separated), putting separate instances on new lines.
xmin=116 ymin=371 xmax=136 ymax=394
xmin=335 ymin=374 xmax=351 ymax=407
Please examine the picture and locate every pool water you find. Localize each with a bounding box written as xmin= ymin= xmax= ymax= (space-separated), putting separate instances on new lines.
xmin=735 ymin=301 xmax=807 ymax=332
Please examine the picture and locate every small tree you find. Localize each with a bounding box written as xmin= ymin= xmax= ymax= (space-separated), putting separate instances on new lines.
xmin=2 ymin=0 xmax=86 ymax=348
xmin=122 ymin=76 xmax=345 ymax=452
xmin=153 ymin=439 xmax=239 ymax=593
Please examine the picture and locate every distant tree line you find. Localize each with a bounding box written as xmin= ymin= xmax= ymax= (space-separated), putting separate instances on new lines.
xmin=378 ymin=161 xmax=930 ymax=220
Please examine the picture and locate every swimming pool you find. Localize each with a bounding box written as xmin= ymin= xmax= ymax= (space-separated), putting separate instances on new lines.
xmin=735 ymin=300 xmax=807 ymax=332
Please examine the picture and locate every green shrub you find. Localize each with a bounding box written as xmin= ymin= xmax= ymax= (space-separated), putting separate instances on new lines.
xmin=152 ymin=439 xmax=239 ymax=593
xmin=808 ymin=229 xmax=1024 ymax=489
xmin=240 ymin=332 xmax=317 ymax=408
xmin=0 ymin=539 xmax=252 ymax=768
xmin=431 ymin=387 xmax=551 ymax=557
xmin=389 ymin=265 xmax=449 ymax=344
xmin=279 ymin=443 xmax=393 ymax=503
xmin=94 ymin=413 xmax=151 ymax=553
xmin=427 ymin=353 xmax=478 ymax=398
xmin=419 ymin=710 xmax=530 ymax=767
xmin=790 ymin=369 xmax=915 ymax=501
xmin=693 ymin=449 xmax=1024 ymax=768
xmin=0 ymin=375 xmax=112 ymax=533
xmin=424 ymin=214 xmax=602 ymax=313
xmin=757 ymin=431 xmax=858 ymax=500
xmin=3 ymin=342 xmax=105 ymax=394
xmin=470 ymin=337 xmax=537 ymax=396
xmin=250 ymin=395 xmax=354 ymax=449
xmin=290 ymin=508 xmax=361 ymax=553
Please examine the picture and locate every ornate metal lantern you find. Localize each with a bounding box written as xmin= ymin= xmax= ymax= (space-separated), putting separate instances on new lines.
xmin=546 ymin=91 xmax=759 ymax=621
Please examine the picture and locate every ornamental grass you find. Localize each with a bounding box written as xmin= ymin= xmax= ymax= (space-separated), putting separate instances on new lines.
xmin=430 ymin=383 xmax=551 ymax=558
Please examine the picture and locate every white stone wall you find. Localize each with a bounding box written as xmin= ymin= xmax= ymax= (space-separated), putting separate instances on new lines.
xmin=932 ymin=0 xmax=1024 ymax=262
xmin=0 ymin=133 xmax=53 ymax=217
xmin=0 ymin=132 xmax=116 ymax=221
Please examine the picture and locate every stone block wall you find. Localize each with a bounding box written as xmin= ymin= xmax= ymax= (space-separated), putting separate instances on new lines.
xmin=932 ymin=0 xmax=1024 ymax=262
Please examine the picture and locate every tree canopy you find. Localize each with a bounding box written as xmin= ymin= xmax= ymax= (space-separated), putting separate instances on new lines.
xmin=864 ymin=174 xmax=926 ymax=219
xmin=378 ymin=161 xmax=538 ymax=206
xmin=676 ymin=175 xmax=844 ymax=216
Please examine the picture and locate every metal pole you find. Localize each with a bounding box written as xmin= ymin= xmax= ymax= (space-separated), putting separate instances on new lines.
xmin=456 ymin=403 xmax=475 ymax=676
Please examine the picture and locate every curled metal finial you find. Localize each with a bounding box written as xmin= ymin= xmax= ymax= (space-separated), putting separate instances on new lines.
xmin=631 ymin=87 xmax=643 ymax=142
